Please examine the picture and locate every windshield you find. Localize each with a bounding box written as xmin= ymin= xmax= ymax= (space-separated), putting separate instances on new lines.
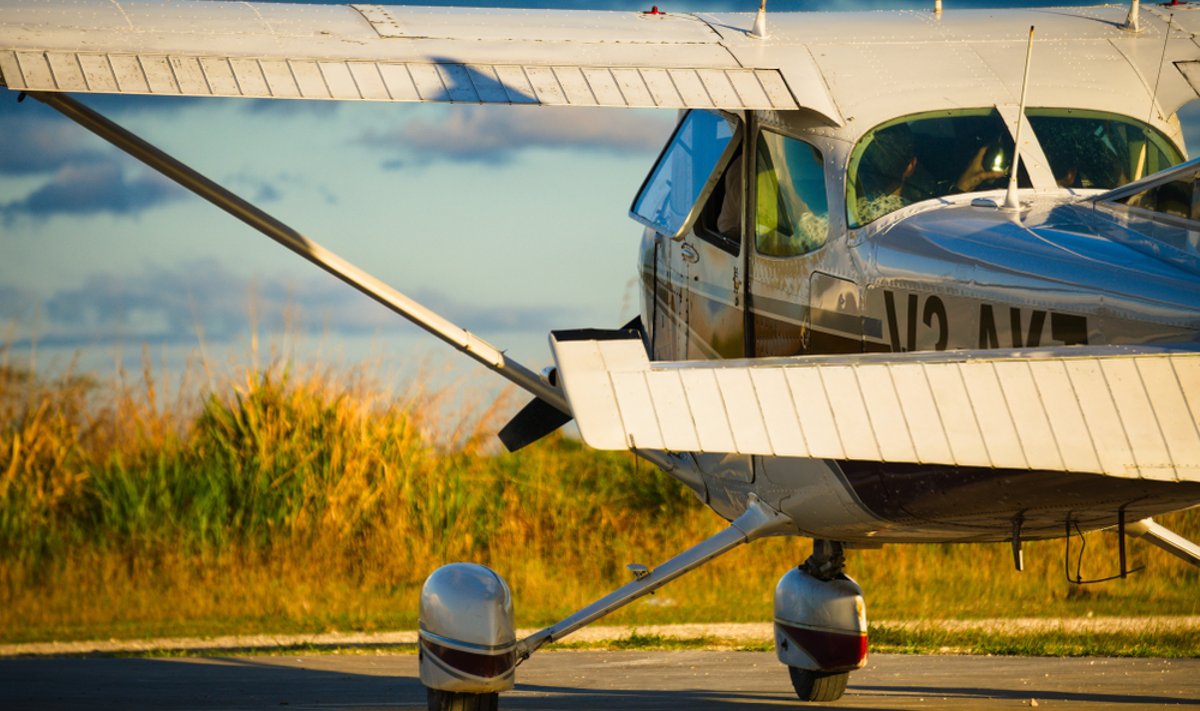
xmin=847 ymin=109 xmax=1029 ymax=227
xmin=1027 ymin=109 xmax=1184 ymax=189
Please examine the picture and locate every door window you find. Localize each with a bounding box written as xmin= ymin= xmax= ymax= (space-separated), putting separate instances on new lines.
xmin=696 ymin=148 xmax=744 ymax=256
xmin=631 ymin=110 xmax=737 ymax=238
xmin=755 ymin=131 xmax=829 ymax=257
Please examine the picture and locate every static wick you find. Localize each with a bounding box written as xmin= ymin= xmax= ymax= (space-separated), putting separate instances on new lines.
xmin=935 ymin=0 xmax=943 ymax=18
xmin=1125 ymin=0 xmax=1140 ymax=31
xmin=1004 ymin=25 xmax=1035 ymax=211
xmin=751 ymin=0 xmax=767 ymax=39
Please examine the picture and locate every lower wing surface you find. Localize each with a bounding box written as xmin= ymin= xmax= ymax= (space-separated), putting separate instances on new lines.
xmin=551 ymin=331 xmax=1200 ymax=483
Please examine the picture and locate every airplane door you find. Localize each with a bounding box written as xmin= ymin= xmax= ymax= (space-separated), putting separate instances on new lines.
xmin=683 ymin=148 xmax=747 ymax=359
xmin=745 ymin=127 xmax=840 ymax=356
xmin=630 ymin=110 xmax=752 ymax=490
xmin=650 ymin=229 xmax=688 ymax=360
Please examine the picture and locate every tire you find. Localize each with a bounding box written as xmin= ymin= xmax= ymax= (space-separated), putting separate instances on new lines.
xmin=426 ymin=688 xmax=500 ymax=711
xmin=787 ymin=666 xmax=849 ymax=703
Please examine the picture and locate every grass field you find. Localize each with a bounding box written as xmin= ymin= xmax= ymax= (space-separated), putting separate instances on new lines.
xmin=2 ymin=357 xmax=1197 ymax=649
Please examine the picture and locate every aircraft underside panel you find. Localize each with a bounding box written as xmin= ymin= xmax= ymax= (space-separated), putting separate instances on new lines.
xmin=830 ymin=460 xmax=1200 ymax=542
xmin=552 ymin=333 xmax=1200 ymax=483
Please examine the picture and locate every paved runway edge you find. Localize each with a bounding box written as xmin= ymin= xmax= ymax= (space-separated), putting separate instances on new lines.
xmin=3 ymin=617 xmax=1197 ymax=657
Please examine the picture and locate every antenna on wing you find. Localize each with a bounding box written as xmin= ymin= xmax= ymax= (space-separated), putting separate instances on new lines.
xmin=1004 ymin=25 xmax=1035 ymax=211
xmin=1124 ymin=0 xmax=1140 ymax=32
xmin=934 ymin=0 xmax=943 ymax=19
xmin=1148 ymin=13 xmax=1174 ymax=124
xmin=750 ymin=0 xmax=767 ymax=39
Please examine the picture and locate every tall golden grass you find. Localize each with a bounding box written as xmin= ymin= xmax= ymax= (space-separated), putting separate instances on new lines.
xmin=1 ymin=357 xmax=1197 ymax=644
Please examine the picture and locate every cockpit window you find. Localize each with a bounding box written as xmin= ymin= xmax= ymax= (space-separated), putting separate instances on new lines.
xmin=755 ymin=131 xmax=829 ymax=257
xmin=1117 ymin=179 xmax=1197 ymax=219
xmin=847 ymin=109 xmax=1030 ymax=228
xmin=631 ymin=110 xmax=737 ymax=238
xmin=1026 ymin=109 xmax=1183 ymax=189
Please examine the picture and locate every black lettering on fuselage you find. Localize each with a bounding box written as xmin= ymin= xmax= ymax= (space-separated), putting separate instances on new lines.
xmin=978 ymin=304 xmax=1000 ymax=349
xmin=883 ymin=290 xmax=948 ymax=352
xmin=978 ymin=303 xmax=1087 ymax=348
xmin=1051 ymin=313 xmax=1089 ymax=345
xmin=1011 ymin=308 xmax=1045 ymax=348
xmin=923 ymin=296 xmax=948 ymax=351
xmin=887 ymin=292 xmax=1089 ymax=352
xmin=883 ymin=290 xmax=902 ymax=352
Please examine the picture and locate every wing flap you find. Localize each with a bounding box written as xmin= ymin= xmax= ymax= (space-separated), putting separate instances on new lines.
xmin=0 ymin=49 xmax=801 ymax=109
xmin=0 ymin=0 xmax=813 ymax=112
xmin=551 ymin=332 xmax=1200 ymax=483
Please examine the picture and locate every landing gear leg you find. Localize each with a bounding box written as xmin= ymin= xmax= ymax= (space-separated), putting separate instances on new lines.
xmin=417 ymin=496 xmax=796 ymax=705
xmin=774 ymin=539 xmax=867 ymax=703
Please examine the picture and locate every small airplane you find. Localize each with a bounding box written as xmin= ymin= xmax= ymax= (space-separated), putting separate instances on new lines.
xmin=4 ymin=0 xmax=1200 ymax=706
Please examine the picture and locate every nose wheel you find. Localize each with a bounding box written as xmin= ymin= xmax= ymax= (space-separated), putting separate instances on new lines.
xmin=427 ymin=689 xmax=499 ymax=711
xmin=775 ymin=540 xmax=867 ymax=704
xmin=788 ymin=667 xmax=850 ymax=703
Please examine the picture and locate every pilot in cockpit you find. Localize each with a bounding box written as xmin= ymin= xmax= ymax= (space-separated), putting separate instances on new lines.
xmin=855 ymin=121 xmax=1009 ymax=225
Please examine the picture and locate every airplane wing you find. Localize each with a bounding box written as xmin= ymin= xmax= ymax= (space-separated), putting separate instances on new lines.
xmin=551 ymin=331 xmax=1200 ymax=483
xmin=0 ymin=0 xmax=824 ymax=116
xmin=7 ymin=1 xmax=1200 ymax=129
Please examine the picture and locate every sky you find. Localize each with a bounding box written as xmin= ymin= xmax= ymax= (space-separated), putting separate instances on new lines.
xmin=3 ymin=0 xmax=1200 ymax=395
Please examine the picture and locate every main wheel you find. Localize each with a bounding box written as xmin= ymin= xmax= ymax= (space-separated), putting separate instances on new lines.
xmin=788 ymin=666 xmax=849 ymax=703
xmin=426 ymin=688 xmax=499 ymax=711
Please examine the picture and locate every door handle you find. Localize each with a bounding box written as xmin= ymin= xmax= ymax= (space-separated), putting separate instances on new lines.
xmin=680 ymin=242 xmax=699 ymax=264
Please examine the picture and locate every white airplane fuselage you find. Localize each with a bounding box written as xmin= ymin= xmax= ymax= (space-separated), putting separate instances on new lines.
xmin=636 ymin=106 xmax=1200 ymax=544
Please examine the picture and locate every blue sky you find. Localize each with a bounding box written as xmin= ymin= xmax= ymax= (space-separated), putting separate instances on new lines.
xmin=3 ymin=0 xmax=1199 ymax=390
xmin=0 ymin=95 xmax=670 ymax=366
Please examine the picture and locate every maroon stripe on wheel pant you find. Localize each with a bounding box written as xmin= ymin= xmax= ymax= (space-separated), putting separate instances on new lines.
xmin=422 ymin=639 xmax=516 ymax=679
xmin=778 ymin=623 xmax=867 ymax=671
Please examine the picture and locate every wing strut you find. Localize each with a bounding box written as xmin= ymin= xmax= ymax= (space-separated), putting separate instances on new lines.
xmin=1127 ymin=518 xmax=1200 ymax=567
xmin=25 ymin=91 xmax=569 ymax=416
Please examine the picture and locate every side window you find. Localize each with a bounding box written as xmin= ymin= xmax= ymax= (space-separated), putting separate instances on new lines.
xmin=755 ymin=131 xmax=829 ymax=257
xmin=696 ymin=148 xmax=743 ymax=256
xmin=631 ymin=110 xmax=736 ymax=238
xmin=1118 ymin=180 xmax=1198 ymax=219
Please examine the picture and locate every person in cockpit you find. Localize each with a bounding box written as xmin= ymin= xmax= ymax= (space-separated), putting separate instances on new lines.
xmin=854 ymin=119 xmax=1009 ymax=225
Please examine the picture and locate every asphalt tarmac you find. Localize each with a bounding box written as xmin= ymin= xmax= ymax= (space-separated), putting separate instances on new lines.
xmin=2 ymin=651 xmax=1196 ymax=710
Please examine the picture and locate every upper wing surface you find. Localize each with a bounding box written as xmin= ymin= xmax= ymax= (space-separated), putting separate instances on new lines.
xmin=0 ymin=0 xmax=815 ymax=114
xmin=5 ymin=2 xmax=1200 ymax=134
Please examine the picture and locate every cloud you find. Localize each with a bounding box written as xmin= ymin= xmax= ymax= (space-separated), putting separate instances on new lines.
xmin=0 ymin=98 xmax=187 ymax=219
xmin=364 ymin=105 xmax=674 ymax=166
xmin=0 ymin=115 xmax=107 ymax=175
xmin=12 ymin=259 xmax=578 ymax=348
xmin=2 ymin=162 xmax=185 ymax=219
